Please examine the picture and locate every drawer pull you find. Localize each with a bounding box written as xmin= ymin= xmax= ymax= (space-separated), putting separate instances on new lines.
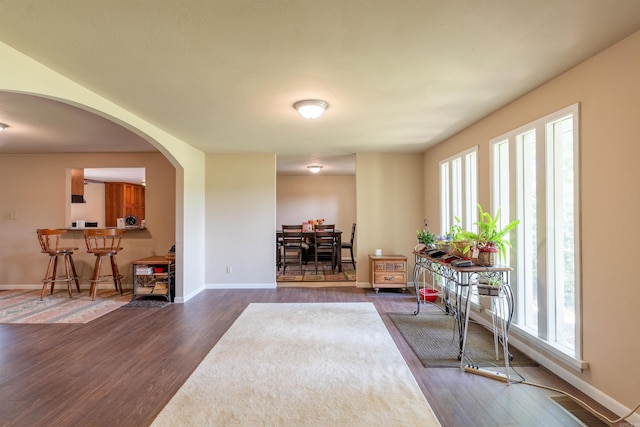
xmin=384 ymin=276 xmax=395 ymax=281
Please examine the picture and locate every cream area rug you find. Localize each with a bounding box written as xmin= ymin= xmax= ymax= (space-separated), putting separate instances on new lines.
xmin=152 ymin=303 xmax=441 ymax=427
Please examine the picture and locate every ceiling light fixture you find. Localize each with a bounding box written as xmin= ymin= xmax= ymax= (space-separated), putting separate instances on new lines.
xmin=293 ymin=100 xmax=329 ymax=119
xmin=307 ymin=165 xmax=323 ymax=173
xmin=0 ymin=123 xmax=9 ymax=132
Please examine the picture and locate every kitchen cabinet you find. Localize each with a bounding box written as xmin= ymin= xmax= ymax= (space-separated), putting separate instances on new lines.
xmin=369 ymin=254 xmax=407 ymax=293
xmin=104 ymin=182 xmax=145 ymax=227
xmin=71 ymin=168 xmax=85 ymax=203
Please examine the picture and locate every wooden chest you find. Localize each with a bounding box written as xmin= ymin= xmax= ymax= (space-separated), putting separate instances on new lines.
xmin=368 ymin=254 xmax=407 ymax=293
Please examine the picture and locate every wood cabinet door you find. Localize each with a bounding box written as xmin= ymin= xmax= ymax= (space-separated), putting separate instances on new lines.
xmin=71 ymin=168 xmax=84 ymax=196
xmin=124 ymin=183 xmax=144 ymax=206
xmin=105 ymin=182 xmax=145 ymax=227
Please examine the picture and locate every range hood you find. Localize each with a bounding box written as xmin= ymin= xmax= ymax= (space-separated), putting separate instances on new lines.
xmin=71 ymin=194 xmax=85 ymax=203
xmin=71 ymin=168 xmax=86 ymax=203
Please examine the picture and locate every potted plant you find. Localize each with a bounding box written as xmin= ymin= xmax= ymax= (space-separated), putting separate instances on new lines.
xmin=416 ymin=229 xmax=436 ymax=248
xmin=434 ymin=232 xmax=453 ymax=253
xmin=470 ymin=204 xmax=519 ymax=266
xmin=449 ymin=217 xmax=474 ymax=258
xmin=477 ymin=275 xmax=502 ymax=296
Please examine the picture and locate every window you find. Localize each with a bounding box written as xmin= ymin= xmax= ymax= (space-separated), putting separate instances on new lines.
xmin=440 ymin=147 xmax=478 ymax=235
xmin=491 ymin=103 xmax=581 ymax=361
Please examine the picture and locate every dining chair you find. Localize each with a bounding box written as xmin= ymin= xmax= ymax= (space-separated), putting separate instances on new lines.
xmin=36 ymin=229 xmax=81 ymax=300
xmin=276 ymin=238 xmax=283 ymax=270
xmin=341 ymin=222 xmax=356 ymax=268
xmin=84 ymin=228 xmax=125 ymax=300
xmin=313 ymin=224 xmax=337 ymax=274
xmin=281 ymin=225 xmax=307 ymax=273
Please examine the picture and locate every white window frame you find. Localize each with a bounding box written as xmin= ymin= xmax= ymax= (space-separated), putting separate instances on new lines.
xmin=440 ymin=147 xmax=478 ymax=236
xmin=490 ymin=103 xmax=582 ymax=367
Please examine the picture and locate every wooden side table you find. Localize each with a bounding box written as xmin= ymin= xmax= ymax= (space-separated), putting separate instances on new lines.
xmin=368 ymin=254 xmax=407 ymax=293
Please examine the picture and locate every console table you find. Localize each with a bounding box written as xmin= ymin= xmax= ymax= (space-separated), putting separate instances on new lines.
xmin=412 ymin=251 xmax=514 ymax=375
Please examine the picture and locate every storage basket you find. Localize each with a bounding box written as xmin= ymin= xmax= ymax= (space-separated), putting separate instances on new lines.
xmin=477 ymin=284 xmax=500 ymax=296
xmin=435 ymin=243 xmax=451 ymax=253
xmin=477 ymin=250 xmax=497 ymax=266
xmin=450 ymin=241 xmax=473 ymax=258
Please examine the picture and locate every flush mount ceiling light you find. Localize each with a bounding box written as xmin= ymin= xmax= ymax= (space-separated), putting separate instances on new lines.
xmin=307 ymin=165 xmax=323 ymax=173
xmin=0 ymin=123 xmax=9 ymax=132
xmin=293 ymin=100 xmax=329 ymax=120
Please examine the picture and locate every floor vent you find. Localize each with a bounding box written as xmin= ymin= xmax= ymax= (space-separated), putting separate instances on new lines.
xmin=549 ymin=395 xmax=617 ymax=426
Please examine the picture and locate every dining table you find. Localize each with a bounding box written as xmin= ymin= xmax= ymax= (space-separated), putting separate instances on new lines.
xmin=276 ymin=229 xmax=343 ymax=272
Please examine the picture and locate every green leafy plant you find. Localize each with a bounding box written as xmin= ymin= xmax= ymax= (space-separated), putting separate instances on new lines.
xmin=469 ymin=204 xmax=519 ymax=262
xmin=416 ymin=229 xmax=436 ymax=246
xmin=448 ymin=217 xmax=475 ymax=256
xmin=477 ymin=274 xmax=503 ymax=296
xmin=449 ymin=217 xmax=464 ymax=241
xmin=477 ymin=273 xmax=502 ymax=285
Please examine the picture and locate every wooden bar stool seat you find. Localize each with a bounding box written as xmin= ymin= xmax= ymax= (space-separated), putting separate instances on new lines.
xmin=84 ymin=229 xmax=125 ymax=300
xmin=37 ymin=229 xmax=80 ymax=300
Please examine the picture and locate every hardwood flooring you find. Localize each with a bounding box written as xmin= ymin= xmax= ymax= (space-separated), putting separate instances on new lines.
xmin=0 ymin=287 xmax=623 ymax=426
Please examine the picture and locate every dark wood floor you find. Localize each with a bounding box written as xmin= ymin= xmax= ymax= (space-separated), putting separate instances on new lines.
xmin=0 ymin=287 xmax=621 ymax=426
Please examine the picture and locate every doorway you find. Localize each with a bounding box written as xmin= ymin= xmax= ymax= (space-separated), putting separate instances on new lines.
xmin=275 ymin=170 xmax=356 ymax=286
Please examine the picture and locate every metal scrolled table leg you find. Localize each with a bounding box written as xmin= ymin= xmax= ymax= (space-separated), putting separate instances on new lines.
xmin=413 ymin=257 xmax=422 ymax=315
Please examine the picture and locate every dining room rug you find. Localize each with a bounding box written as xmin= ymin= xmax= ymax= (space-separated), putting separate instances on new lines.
xmin=0 ymin=289 xmax=130 ymax=323
xmin=276 ymin=261 xmax=356 ymax=283
xmin=389 ymin=305 xmax=537 ymax=368
xmin=151 ymin=302 xmax=441 ymax=427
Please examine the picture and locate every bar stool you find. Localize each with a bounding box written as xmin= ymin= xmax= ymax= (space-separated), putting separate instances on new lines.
xmin=36 ymin=229 xmax=80 ymax=300
xmin=84 ymin=228 xmax=125 ymax=300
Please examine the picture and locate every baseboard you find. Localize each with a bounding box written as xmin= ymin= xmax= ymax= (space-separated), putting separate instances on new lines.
xmin=357 ymin=281 xmax=416 ymax=289
xmin=205 ymin=283 xmax=277 ymax=289
xmin=0 ymin=284 xmax=133 ymax=291
xmin=0 ymin=284 xmax=42 ymax=290
xmin=277 ymin=282 xmax=355 ymax=288
xmin=470 ymin=312 xmax=640 ymax=426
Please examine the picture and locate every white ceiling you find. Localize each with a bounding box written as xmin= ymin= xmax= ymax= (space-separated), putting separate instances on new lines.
xmin=1 ymin=0 xmax=640 ymax=175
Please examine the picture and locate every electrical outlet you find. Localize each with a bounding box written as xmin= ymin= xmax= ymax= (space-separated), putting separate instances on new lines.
xmin=226 ymin=266 xmax=232 ymax=274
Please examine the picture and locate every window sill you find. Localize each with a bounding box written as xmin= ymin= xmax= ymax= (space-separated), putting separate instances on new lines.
xmin=469 ymin=300 xmax=588 ymax=372
xmin=509 ymin=323 xmax=589 ymax=372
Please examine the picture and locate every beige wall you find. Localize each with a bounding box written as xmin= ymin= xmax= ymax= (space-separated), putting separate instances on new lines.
xmin=276 ymin=174 xmax=356 ymax=261
xmin=0 ymin=153 xmax=175 ymax=287
xmin=356 ymin=153 xmax=424 ymax=285
xmin=69 ymin=181 xmax=105 ymax=226
xmin=423 ymin=30 xmax=640 ymax=412
xmin=205 ymin=153 xmax=277 ymax=287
